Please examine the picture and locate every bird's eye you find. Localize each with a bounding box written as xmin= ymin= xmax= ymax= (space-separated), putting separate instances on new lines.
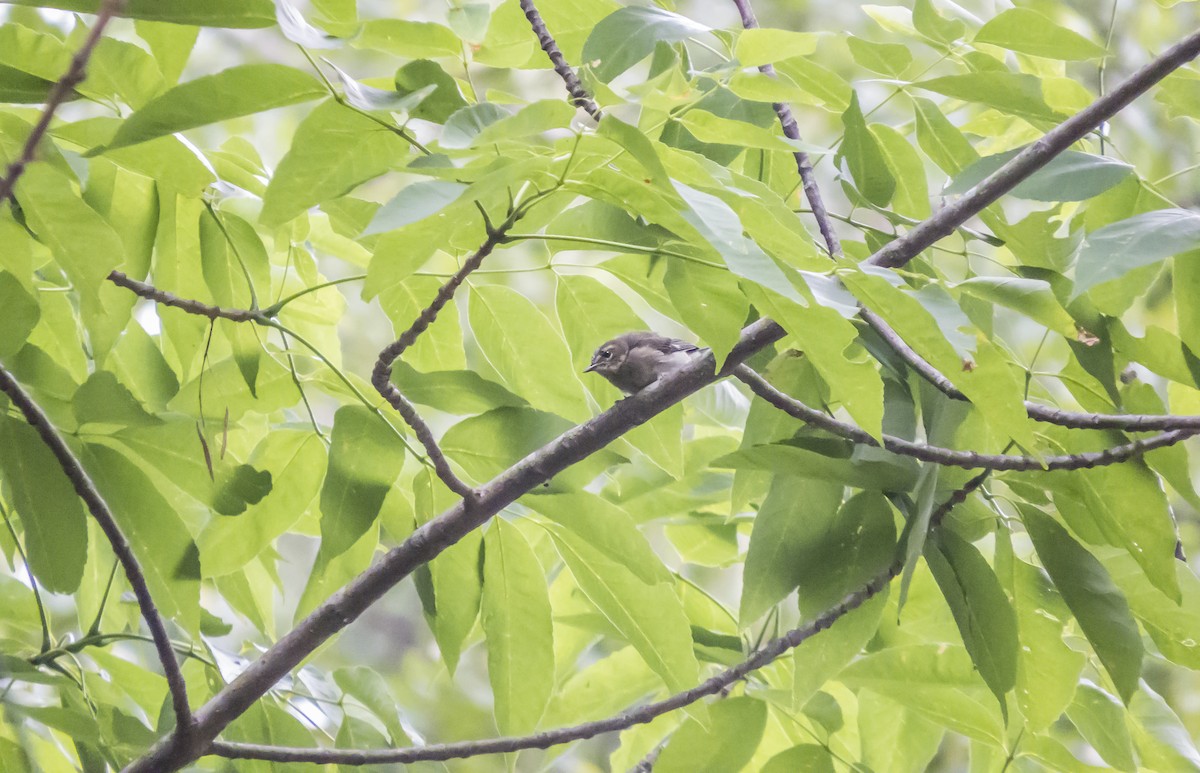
xmin=600 ymin=350 xmax=611 ymax=359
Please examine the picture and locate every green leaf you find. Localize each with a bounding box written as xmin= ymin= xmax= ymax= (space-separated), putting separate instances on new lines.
xmin=898 ymin=463 xmax=938 ymax=612
xmin=482 ymin=520 xmax=554 ymax=734
xmin=1073 ymin=209 xmax=1200 ymax=298
xmin=946 ymin=149 xmax=1133 ymax=201
xmin=1067 ymin=681 xmax=1137 ymax=771
xmin=0 ymin=62 xmax=60 ymax=103
xmin=762 ymin=745 xmax=835 ymax=773
xmin=551 ymin=532 xmax=701 ymax=698
xmin=1010 ymin=558 xmax=1085 ymax=732
xmin=858 ymin=692 xmax=945 ymax=773
xmin=912 ymin=96 xmax=978 ymax=175
xmin=1129 ymin=683 xmax=1200 ymax=771
xmin=355 ymin=20 xmax=462 ymax=58
xmin=1108 ymin=555 xmax=1200 ymax=671
xmin=441 ymin=103 xmax=510 ymax=149
xmin=332 ymin=666 xmax=410 ymax=745
xmin=873 ymin=123 xmax=930 ymax=219
xmin=912 ymin=0 xmax=965 ymax=44
xmin=318 ymin=406 xmax=405 ymax=560
xmin=734 ymin=28 xmax=817 ymax=67
xmin=926 ymin=531 xmax=1018 ymax=713
xmin=441 ymin=408 xmax=624 ymax=491
xmin=261 ymin=99 xmax=412 ymax=227
xmin=916 ymin=73 xmax=1065 ymax=122
xmin=714 ymin=441 xmax=919 ymax=492
xmin=393 ymin=59 xmax=469 ymax=122
xmin=740 ymin=476 xmax=844 ymax=626
xmin=81 ymin=444 xmax=200 ymax=635
xmin=363 ymin=180 xmax=467 ymax=236
xmin=6 ymin=0 xmax=275 ymax=26
xmin=674 ymin=183 xmax=805 ymax=305
xmin=0 ymin=420 xmax=87 ymax=594
xmin=198 ymin=431 xmax=326 ymax=576
xmin=674 ymin=110 xmax=822 ymax=154
xmin=1020 ymin=505 xmax=1143 ymax=703
xmin=975 ymin=8 xmax=1107 ymax=60
xmin=73 ymin=371 xmax=160 ymax=428
xmin=469 ymin=284 xmax=590 ymax=422
xmin=474 ymin=99 xmax=576 ymax=146
xmin=793 ymin=592 xmax=887 ymax=708
xmin=387 ymin=362 xmax=526 ymax=414
xmin=211 ymin=463 xmax=273 ymax=517
xmin=839 ymin=91 xmax=895 ymax=207
xmin=662 ymin=260 xmax=746 ymax=369
xmin=654 ymin=697 xmax=766 ymax=773
xmin=840 ymin=644 xmax=1003 ymax=743
xmin=745 ymin=285 xmax=885 ymax=440
xmin=16 ymin=164 xmax=124 ymax=317
xmin=955 ymin=277 xmax=1075 ymax=336
xmin=104 ymin=65 xmax=324 ymax=151
xmin=0 ymin=271 xmax=39 ymax=358
xmin=582 ymin=7 xmax=711 ymax=82
xmin=531 ymin=493 xmax=671 ymax=587
xmin=846 ymin=36 xmax=912 ymax=77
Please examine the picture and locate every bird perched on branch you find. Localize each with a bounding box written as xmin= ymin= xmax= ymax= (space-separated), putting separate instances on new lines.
xmin=584 ymin=332 xmax=706 ymax=394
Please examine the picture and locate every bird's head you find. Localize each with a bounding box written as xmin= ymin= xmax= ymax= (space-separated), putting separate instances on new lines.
xmin=584 ymin=337 xmax=630 ymax=378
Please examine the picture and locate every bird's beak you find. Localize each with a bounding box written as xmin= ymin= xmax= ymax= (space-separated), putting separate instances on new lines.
xmin=583 ymin=363 xmax=598 ymax=373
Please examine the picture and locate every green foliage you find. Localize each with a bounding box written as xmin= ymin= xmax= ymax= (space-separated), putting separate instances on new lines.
xmin=1 ymin=1 xmax=1200 ymax=770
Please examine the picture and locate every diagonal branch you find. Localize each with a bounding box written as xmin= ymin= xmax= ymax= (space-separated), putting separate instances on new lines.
xmin=0 ymin=367 xmax=194 ymax=731
xmin=732 ymin=364 xmax=1196 ymax=470
xmin=865 ymin=29 xmax=1200 ymax=269
xmin=0 ymin=0 xmax=124 ymax=204
xmin=520 ymin=0 xmax=603 ymax=121
xmin=123 ymin=319 xmax=787 ymax=773
xmin=204 ymin=471 xmax=988 ymax=766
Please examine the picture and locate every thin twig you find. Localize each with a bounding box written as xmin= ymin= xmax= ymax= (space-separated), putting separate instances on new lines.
xmin=370 ymin=198 xmax=546 ymax=499
xmin=0 ymin=367 xmax=194 ymax=732
xmin=731 ymin=0 xmax=840 ymax=257
xmin=732 ymin=365 xmax=1195 ymax=471
xmin=520 ymin=0 xmax=603 ymax=121
xmin=108 ymin=271 xmax=267 ymax=323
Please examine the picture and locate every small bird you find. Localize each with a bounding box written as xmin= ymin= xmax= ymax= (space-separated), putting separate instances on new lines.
xmin=584 ymin=332 xmax=705 ymax=394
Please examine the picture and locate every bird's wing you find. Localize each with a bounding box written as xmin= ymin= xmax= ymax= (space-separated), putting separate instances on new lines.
xmin=645 ymin=336 xmax=701 ymax=355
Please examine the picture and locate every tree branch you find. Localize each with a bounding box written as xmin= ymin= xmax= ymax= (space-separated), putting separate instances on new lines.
xmin=108 ymin=270 xmax=268 ymax=323
xmin=122 ymin=319 xmax=786 ymax=773
xmin=732 ymin=364 xmax=1196 ymax=471
xmin=0 ymin=367 xmax=194 ymax=731
xmin=520 ymin=0 xmax=603 ymax=121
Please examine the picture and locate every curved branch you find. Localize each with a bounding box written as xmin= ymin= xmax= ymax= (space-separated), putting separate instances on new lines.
xmin=0 ymin=366 xmax=193 ymax=731
xmin=520 ymin=0 xmax=603 ymax=121
xmin=732 ymin=365 xmax=1194 ymax=470
xmin=204 ymin=469 xmax=991 ymax=766
xmin=369 ymin=204 xmax=529 ymax=499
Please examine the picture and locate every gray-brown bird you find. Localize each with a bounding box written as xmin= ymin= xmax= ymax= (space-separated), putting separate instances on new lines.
xmin=584 ymin=332 xmax=705 ymax=394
